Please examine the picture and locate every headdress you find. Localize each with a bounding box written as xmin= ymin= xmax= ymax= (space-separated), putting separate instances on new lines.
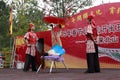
xmin=87 ymin=14 xmax=94 ymax=20
xmin=87 ymin=14 xmax=96 ymax=26
xmin=29 ymin=23 xmax=35 ymax=29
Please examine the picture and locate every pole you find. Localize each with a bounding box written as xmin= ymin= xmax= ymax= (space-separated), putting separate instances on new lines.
xmin=10 ymin=37 xmax=15 ymax=68
xmin=10 ymin=36 xmax=12 ymax=68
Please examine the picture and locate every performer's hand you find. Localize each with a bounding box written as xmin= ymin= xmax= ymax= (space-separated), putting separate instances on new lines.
xmin=27 ymin=44 xmax=31 ymax=47
xmin=94 ymin=40 xmax=97 ymax=44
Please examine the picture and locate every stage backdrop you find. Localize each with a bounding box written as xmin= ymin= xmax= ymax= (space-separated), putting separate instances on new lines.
xmin=14 ymin=2 xmax=120 ymax=69
xmin=54 ymin=2 xmax=120 ymax=68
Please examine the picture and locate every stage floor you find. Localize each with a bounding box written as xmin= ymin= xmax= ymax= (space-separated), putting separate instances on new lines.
xmin=0 ymin=68 xmax=120 ymax=80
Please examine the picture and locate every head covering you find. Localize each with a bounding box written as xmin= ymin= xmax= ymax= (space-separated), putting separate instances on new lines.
xmin=87 ymin=14 xmax=95 ymax=20
xmin=87 ymin=14 xmax=96 ymax=26
xmin=29 ymin=23 xmax=35 ymax=29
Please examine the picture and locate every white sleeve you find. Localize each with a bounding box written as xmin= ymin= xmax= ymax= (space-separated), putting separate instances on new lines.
xmin=86 ymin=25 xmax=93 ymax=34
xmin=24 ymin=32 xmax=29 ymax=39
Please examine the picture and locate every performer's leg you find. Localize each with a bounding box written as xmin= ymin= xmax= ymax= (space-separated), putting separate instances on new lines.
xmin=31 ymin=56 xmax=37 ymax=71
xmin=94 ymin=53 xmax=100 ymax=72
xmin=23 ymin=54 xmax=31 ymax=71
xmin=94 ymin=43 xmax=100 ymax=72
xmin=86 ymin=53 xmax=95 ymax=73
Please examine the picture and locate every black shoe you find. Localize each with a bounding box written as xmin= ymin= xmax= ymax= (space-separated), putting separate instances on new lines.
xmin=23 ymin=69 xmax=28 ymax=72
xmin=95 ymin=71 xmax=100 ymax=73
xmin=84 ymin=71 xmax=94 ymax=73
xmin=32 ymin=69 xmax=37 ymax=72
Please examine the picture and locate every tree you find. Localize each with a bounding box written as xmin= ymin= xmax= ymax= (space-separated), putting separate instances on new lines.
xmin=43 ymin=0 xmax=94 ymax=18
xmin=0 ymin=0 xmax=10 ymax=51
xmin=6 ymin=0 xmax=47 ymax=36
xmin=3 ymin=0 xmax=95 ymax=37
xmin=0 ymin=0 xmax=47 ymax=51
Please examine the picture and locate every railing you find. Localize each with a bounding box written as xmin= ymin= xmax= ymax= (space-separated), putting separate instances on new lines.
xmin=0 ymin=52 xmax=11 ymax=68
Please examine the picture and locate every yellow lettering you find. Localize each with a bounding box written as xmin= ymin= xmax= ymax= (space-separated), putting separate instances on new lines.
xmin=77 ymin=15 xmax=82 ymax=21
xmin=117 ymin=7 xmax=120 ymax=14
xmin=83 ymin=13 xmax=88 ymax=19
xmin=71 ymin=17 xmax=76 ymax=23
xmin=109 ymin=7 xmax=116 ymax=14
xmin=96 ymin=9 xmax=102 ymax=15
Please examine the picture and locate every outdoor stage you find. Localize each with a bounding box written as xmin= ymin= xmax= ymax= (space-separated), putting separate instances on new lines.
xmin=0 ymin=68 xmax=120 ymax=80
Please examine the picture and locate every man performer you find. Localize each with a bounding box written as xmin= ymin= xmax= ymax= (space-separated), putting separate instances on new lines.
xmin=23 ymin=23 xmax=38 ymax=72
xmin=85 ymin=14 xmax=100 ymax=73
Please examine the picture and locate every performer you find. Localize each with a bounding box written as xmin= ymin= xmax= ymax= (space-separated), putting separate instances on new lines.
xmin=23 ymin=23 xmax=38 ymax=72
xmin=85 ymin=15 xmax=100 ymax=73
xmin=44 ymin=24 xmax=65 ymax=56
xmin=39 ymin=24 xmax=65 ymax=69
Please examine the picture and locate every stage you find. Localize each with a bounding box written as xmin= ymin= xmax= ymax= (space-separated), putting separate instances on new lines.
xmin=0 ymin=68 xmax=120 ymax=80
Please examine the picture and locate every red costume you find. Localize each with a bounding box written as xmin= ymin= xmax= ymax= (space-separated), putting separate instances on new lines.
xmin=85 ymin=14 xmax=100 ymax=73
xmin=23 ymin=23 xmax=38 ymax=72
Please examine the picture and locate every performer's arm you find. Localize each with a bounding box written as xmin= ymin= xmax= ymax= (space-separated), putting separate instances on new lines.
xmin=51 ymin=29 xmax=57 ymax=46
xmin=24 ymin=32 xmax=30 ymax=46
xmin=57 ymin=28 xmax=62 ymax=46
xmin=86 ymin=24 xmax=95 ymax=43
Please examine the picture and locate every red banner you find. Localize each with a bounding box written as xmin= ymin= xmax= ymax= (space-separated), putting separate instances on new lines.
xmin=60 ymin=3 xmax=120 ymax=65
